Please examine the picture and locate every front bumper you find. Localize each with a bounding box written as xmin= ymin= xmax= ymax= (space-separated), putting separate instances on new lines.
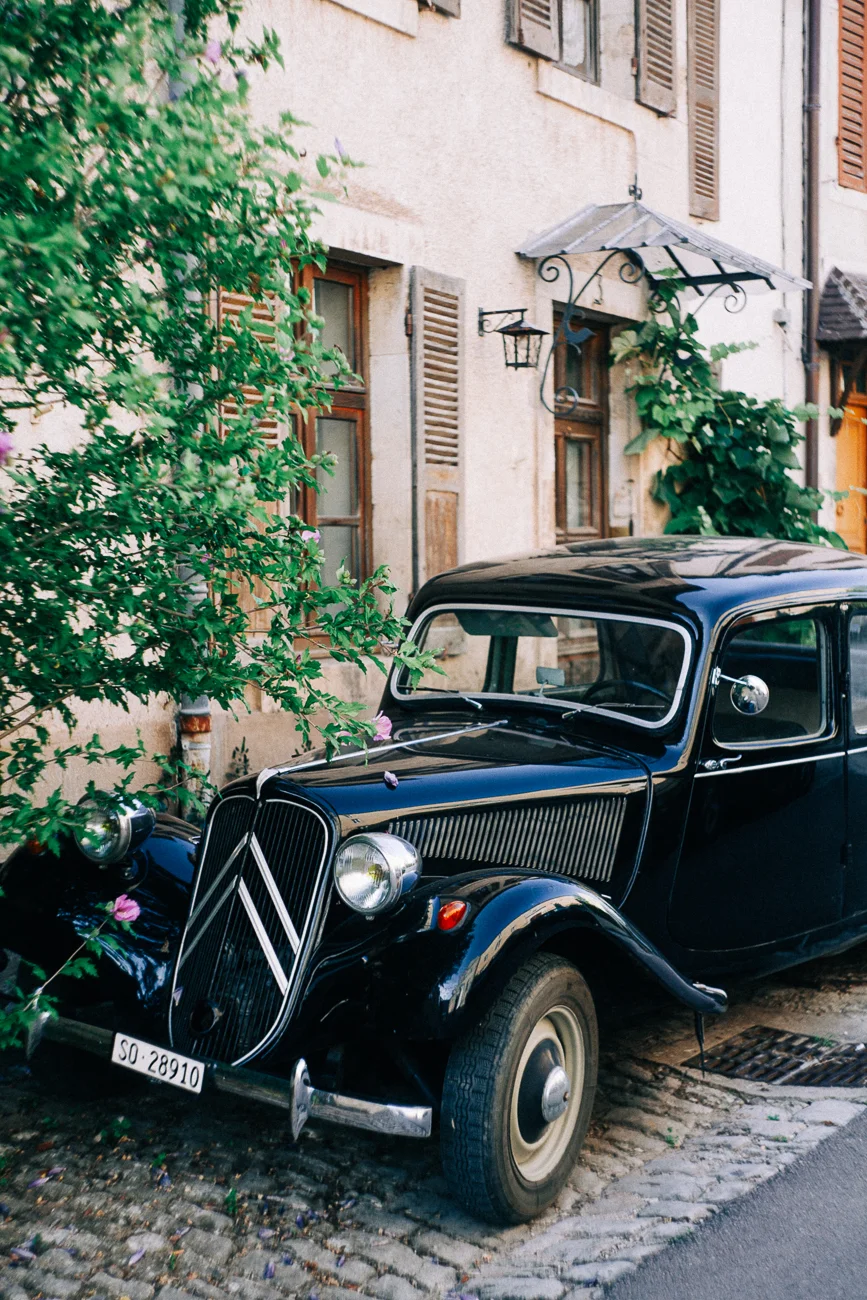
xmin=41 ymin=1016 xmax=432 ymax=1140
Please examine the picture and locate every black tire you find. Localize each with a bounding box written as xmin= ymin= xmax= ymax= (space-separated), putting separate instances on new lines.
xmin=440 ymin=952 xmax=598 ymax=1224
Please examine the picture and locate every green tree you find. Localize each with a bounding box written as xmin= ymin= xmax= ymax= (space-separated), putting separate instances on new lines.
xmin=0 ymin=0 xmax=432 ymax=852
xmin=611 ymin=284 xmax=844 ymax=545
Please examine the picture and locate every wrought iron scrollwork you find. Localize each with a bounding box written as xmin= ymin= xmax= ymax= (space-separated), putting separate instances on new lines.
xmin=691 ymin=279 xmax=748 ymax=317
xmin=618 ymin=254 xmax=645 ymax=285
xmin=537 ymin=250 xmax=648 ymax=415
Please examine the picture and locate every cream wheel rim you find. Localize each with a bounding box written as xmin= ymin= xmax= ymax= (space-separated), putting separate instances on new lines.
xmin=508 ymin=1004 xmax=584 ymax=1184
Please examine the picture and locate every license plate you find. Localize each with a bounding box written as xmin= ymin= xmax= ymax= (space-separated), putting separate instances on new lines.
xmin=111 ymin=1033 xmax=204 ymax=1094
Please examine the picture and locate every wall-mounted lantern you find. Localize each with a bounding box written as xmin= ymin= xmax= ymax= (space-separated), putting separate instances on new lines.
xmin=478 ymin=308 xmax=549 ymax=370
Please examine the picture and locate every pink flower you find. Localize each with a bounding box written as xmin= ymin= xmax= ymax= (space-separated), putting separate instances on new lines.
xmin=301 ymin=528 xmax=321 ymax=543
xmin=204 ymin=39 xmax=221 ymax=65
xmin=372 ymin=712 xmax=392 ymax=742
xmin=0 ymin=431 xmax=13 ymax=465
xmin=111 ymin=894 xmax=141 ymax=924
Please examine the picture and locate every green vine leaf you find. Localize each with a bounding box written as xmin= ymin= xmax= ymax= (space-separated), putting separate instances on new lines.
xmin=624 ymin=426 xmax=661 ymax=456
xmin=618 ymin=281 xmax=845 ymax=549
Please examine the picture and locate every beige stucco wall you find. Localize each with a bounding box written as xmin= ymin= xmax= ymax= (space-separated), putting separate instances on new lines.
xmin=15 ymin=0 xmax=842 ymax=808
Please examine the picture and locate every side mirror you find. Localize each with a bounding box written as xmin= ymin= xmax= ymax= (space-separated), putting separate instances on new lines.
xmin=730 ymin=674 xmax=770 ymax=717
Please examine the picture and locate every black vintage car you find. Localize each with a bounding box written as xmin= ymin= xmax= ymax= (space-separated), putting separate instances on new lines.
xmin=8 ymin=535 xmax=867 ymax=1224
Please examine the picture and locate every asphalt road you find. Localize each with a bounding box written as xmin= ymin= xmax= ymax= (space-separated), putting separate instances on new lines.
xmin=607 ymin=1104 xmax=867 ymax=1300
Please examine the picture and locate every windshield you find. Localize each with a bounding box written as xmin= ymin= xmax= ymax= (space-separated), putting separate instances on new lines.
xmin=395 ymin=605 xmax=691 ymax=729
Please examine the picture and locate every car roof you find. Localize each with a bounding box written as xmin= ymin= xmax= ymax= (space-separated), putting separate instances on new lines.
xmin=410 ymin=536 xmax=867 ymax=629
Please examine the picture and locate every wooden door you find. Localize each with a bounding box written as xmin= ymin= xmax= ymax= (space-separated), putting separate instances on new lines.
xmin=553 ymin=321 xmax=609 ymax=542
xmin=835 ymin=399 xmax=867 ymax=552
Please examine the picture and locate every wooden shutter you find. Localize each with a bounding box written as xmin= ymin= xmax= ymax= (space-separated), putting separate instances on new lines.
xmin=688 ymin=0 xmax=720 ymax=220
xmin=426 ymin=0 xmax=460 ymax=15
xmin=409 ymin=269 xmax=464 ymax=590
xmin=216 ymin=289 xmax=281 ymax=443
xmin=508 ymin=0 xmax=560 ymax=61
xmin=636 ymin=0 xmax=676 ymax=115
xmin=840 ymin=0 xmax=867 ymax=191
xmin=216 ymin=288 xmax=282 ymax=632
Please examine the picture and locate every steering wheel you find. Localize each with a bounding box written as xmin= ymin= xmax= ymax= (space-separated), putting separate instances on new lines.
xmin=580 ymin=678 xmax=671 ymax=706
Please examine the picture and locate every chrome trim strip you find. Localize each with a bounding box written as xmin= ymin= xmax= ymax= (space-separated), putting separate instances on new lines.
xmin=695 ymin=750 xmax=844 ymax=778
xmin=177 ymin=875 xmax=240 ymax=968
xmin=169 ymin=794 xmax=256 ymax=1034
xmin=188 ymin=836 xmax=248 ymax=926
xmin=45 ymin=1016 xmax=113 ymax=1058
xmin=40 ymin=1021 xmax=432 ymax=1141
xmin=250 ymin=834 xmax=301 ymax=953
xmin=216 ymin=1064 xmax=432 ymax=1138
xmin=389 ymin=601 xmax=693 ymax=732
xmin=235 ymin=798 xmax=334 ymax=1067
xmin=307 ymin=1085 xmax=432 ymax=1139
xmin=267 ymin=1058 xmax=432 ymax=1141
xmin=238 ymin=879 xmax=290 ymax=997
xmin=256 ymin=721 xmax=504 ymax=794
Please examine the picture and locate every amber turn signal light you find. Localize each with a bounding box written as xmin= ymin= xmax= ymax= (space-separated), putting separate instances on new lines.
xmin=437 ymin=900 xmax=468 ymax=931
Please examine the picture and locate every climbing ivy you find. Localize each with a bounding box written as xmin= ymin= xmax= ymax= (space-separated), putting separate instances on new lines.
xmin=611 ymin=283 xmax=844 ymax=546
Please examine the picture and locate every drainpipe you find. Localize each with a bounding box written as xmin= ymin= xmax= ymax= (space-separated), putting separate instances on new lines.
xmin=179 ymin=693 xmax=212 ymax=807
xmin=803 ymin=0 xmax=821 ymax=489
xmin=169 ymin=0 xmax=213 ymax=817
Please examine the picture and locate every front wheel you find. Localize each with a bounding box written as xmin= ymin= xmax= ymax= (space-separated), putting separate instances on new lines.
xmin=440 ymin=952 xmax=598 ymax=1224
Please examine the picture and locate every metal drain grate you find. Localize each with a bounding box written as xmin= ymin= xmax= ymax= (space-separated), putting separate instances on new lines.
xmin=683 ymin=1024 xmax=867 ymax=1086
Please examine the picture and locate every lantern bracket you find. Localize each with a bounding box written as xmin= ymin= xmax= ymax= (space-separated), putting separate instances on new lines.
xmin=478 ymin=308 xmax=549 ymax=370
xmin=477 ymin=307 xmax=531 ymax=336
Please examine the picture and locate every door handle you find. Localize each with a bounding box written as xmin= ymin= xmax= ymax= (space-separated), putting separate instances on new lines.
xmin=699 ymin=754 xmax=743 ymax=772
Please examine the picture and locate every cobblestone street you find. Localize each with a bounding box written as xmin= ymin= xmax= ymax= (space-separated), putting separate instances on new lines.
xmin=3 ymin=945 xmax=867 ymax=1300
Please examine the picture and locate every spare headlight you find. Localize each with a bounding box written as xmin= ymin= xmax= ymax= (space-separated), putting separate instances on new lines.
xmin=73 ymin=795 xmax=156 ymax=866
xmin=333 ymin=833 xmax=421 ymax=914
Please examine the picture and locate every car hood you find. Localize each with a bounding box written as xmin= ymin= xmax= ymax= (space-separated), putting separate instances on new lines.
xmin=247 ymin=719 xmax=647 ymax=831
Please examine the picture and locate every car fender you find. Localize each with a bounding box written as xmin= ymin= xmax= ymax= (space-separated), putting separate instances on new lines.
xmin=365 ymin=873 xmax=726 ymax=1041
xmin=0 ymin=814 xmax=199 ymax=1025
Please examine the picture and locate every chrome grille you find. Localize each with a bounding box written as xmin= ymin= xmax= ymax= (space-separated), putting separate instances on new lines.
xmin=389 ymin=797 xmax=627 ymax=884
xmin=169 ymin=795 xmax=331 ymax=1066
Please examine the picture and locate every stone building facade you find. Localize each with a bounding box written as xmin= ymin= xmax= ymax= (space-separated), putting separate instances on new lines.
xmin=215 ymin=0 xmax=812 ymax=777
xmin=21 ymin=0 xmax=867 ymax=798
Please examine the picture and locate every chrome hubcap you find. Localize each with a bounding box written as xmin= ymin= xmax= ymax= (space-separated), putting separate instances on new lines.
xmin=509 ymin=1005 xmax=584 ymax=1183
xmin=541 ymin=1064 xmax=571 ymax=1123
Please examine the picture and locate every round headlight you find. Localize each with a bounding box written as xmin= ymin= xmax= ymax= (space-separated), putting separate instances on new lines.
xmin=333 ymin=833 xmax=421 ymax=914
xmin=73 ymin=795 xmax=155 ymax=866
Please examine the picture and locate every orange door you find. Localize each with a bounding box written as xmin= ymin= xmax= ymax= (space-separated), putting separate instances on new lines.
xmin=835 ymin=400 xmax=867 ymax=552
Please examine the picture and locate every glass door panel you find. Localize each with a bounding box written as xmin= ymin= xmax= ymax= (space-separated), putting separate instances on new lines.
xmin=316 ymin=415 xmax=362 ymax=583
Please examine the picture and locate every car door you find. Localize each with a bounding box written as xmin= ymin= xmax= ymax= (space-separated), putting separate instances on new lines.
xmin=843 ymin=604 xmax=867 ymax=917
xmin=669 ymin=604 xmax=845 ymax=951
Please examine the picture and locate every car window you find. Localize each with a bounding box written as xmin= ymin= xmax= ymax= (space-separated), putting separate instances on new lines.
xmin=849 ymin=610 xmax=867 ymax=734
xmin=396 ymin=606 xmax=690 ymax=729
xmin=713 ymin=614 xmax=826 ymax=746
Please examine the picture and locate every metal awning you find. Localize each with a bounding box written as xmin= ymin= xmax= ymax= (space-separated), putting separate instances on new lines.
xmin=518 ymin=201 xmax=810 ymax=296
xmin=818 ymin=266 xmax=867 ymax=342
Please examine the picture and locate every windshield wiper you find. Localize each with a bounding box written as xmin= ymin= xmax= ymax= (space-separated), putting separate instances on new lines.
xmin=413 ymin=687 xmax=483 ymax=711
xmin=560 ymin=701 xmax=665 ymax=719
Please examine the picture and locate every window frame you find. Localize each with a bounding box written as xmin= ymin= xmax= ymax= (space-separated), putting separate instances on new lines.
xmin=848 ymin=605 xmax=867 ymax=736
xmin=710 ymin=607 xmax=834 ymax=752
xmin=555 ymin=0 xmax=599 ymax=84
xmin=390 ymin=601 xmax=693 ymax=732
xmin=296 ymin=262 xmax=371 ymax=585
